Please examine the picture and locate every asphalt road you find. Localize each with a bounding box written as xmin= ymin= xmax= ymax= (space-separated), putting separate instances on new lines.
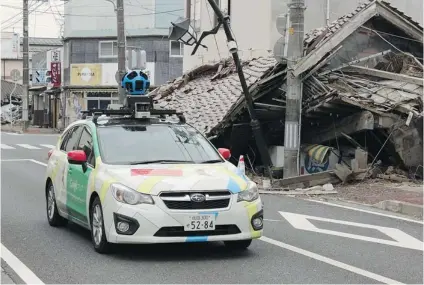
xmin=1 ymin=132 xmax=423 ymax=284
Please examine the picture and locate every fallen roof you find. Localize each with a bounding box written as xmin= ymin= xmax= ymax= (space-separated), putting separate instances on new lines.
xmin=1 ymin=80 xmax=24 ymax=100
xmin=295 ymin=0 xmax=423 ymax=76
xmin=151 ymin=55 xmax=279 ymax=134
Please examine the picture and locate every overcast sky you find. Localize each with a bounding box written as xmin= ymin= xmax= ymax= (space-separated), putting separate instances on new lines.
xmin=1 ymin=0 xmax=63 ymax=38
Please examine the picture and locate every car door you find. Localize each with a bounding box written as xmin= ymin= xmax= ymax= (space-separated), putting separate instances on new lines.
xmin=54 ymin=125 xmax=83 ymax=215
xmin=66 ymin=125 xmax=95 ymax=227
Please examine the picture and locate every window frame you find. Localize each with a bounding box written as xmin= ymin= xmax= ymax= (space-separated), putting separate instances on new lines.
xmin=60 ymin=125 xmax=84 ymax=153
xmin=169 ymin=40 xmax=184 ymax=57
xmin=98 ymin=40 xmax=118 ymax=58
xmin=75 ymin=126 xmax=95 ymax=168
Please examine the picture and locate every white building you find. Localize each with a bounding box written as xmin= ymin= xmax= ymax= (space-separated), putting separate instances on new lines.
xmin=183 ymin=0 xmax=423 ymax=72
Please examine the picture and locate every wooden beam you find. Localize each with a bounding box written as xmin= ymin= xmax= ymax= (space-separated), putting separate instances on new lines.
xmin=376 ymin=3 xmax=423 ymax=42
xmin=304 ymin=111 xmax=375 ymax=144
xmin=293 ymin=3 xmax=378 ymax=77
xmin=343 ymin=65 xmax=424 ymax=86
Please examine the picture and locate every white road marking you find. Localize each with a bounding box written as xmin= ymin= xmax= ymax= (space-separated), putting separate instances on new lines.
xmin=260 ymin=236 xmax=403 ymax=284
xmin=308 ymin=199 xmax=424 ymax=225
xmin=39 ymin=144 xmax=55 ymax=149
xmin=16 ymin=144 xmax=41 ymax=150
xmin=264 ymin=219 xmax=282 ymax=222
xmin=1 ymin=243 xmax=44 ymax=284
xmin=1 ymin=132 xmax=22 ymax=136
xmin=1 ymin=144 xmax=15 ymax=149
xmin=279 ymin=211 xmax=423 ymax=251
xmin=30 ymin=159 xmax=48 ymax=167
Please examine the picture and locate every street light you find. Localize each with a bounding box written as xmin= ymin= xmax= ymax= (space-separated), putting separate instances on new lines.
xmin=168 ymin=0 xmax=274 ymax=177
xmin=169 ymin=18 xmax=198 ymax=46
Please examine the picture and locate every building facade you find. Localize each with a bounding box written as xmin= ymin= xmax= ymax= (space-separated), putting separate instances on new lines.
xmin=183 ymin=0 xmax=423 ymax=71
xmin=62 ymin=0 xmax=185 ymax=125
xmin=1 ymin=32 xmax=62 ymax=84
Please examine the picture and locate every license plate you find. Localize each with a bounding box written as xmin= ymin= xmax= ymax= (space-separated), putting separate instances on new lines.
xmin=184 ymin=215 xmax=215 ymax=231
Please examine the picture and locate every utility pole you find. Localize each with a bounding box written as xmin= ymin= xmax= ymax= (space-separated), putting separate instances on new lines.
xmin=283 ymin=0 xmax=305 ymax=178
xmin=206 ymin=0 xmax=273 ymax=176
xmin=22 ymin=0 xmax=30 ymax=131
xmin=116 ymin=0 xmax=126 ymax=104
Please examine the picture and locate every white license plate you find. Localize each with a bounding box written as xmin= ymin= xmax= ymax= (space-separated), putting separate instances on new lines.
xmin=184 ymin=215 xmax=215 ymax=231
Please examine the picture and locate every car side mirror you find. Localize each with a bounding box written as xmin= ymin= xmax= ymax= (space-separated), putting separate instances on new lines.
xmin=67 ymin=150 xmax=87 ymax=165
xmin=218 ymin=148 xmax=231 ymax=160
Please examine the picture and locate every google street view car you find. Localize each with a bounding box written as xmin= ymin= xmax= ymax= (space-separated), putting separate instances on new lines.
xmin=44 ymin=92 xmax=263 ymax=253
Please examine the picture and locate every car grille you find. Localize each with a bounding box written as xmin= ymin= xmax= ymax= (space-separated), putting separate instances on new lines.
xmin=159 ymin=191 xmax=231 ymax=210
xmin=154 ymin=225 xmax=241 ymax=237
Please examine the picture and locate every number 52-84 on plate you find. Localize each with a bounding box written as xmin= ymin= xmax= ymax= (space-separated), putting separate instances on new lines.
xmin=184 ymin=215 xmax=215 ymax=231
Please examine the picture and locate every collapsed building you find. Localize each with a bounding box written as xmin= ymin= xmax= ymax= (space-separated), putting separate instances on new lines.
xmin=151 ymin=0 xmax=423 ymax=179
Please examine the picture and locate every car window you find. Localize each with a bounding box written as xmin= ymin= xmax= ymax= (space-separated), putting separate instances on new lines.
xmin=64 ymin=126 xmax=83 ymax=152
xmin=96 ymin=124 xmax=223 ymax=165
xmin=76 ymin=127 xmax=95 ymax=166
xmin=60 ymin=127 xmax=73 ymax=151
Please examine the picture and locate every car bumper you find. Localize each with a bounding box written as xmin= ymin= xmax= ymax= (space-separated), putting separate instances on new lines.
xmin=102 ymin=193 xmax=263 ymax=244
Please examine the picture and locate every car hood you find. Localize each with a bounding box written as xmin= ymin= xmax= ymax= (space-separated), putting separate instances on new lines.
xmin=103 ymin=162 xmax=250 ymax=195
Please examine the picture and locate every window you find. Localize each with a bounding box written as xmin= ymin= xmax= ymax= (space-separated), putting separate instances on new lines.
xmin=64 ymin=126 xmax=83 ymax=152
xmin=170 ymin=41 xmax=184 ymax=57
xmin=76 ymin=127 xmax=95 ymax=166
xmin=99 ymin=41 xmax=118 ymax=58
xmin=97 ymin=124 xmax=223 ymax=165
xmin=214 ymin=0 xmax=230 ymax=27
xmin=85 ymin=92 xmax=118 ymax=110
xmin=60 ymin=128 xmax=73 ymax=151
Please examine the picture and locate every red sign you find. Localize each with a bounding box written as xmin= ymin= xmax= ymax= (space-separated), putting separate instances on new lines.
xmin=131 ymin=169 xmax=183 ymax=176
xmin=50 ymin=62 xmax=61 ymax=87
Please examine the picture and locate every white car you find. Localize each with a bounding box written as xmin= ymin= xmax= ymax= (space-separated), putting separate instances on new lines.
xmin=45 ymin=115 xmax=263 ymax=253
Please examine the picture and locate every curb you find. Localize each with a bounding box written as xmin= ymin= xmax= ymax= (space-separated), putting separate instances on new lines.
xmin=374 ymin=200 xmax=423 ymax=217
xmin=1 ymin=267 xmax=15 ymax=285
xmin=259 ymin=190 xmax=338 ymax=195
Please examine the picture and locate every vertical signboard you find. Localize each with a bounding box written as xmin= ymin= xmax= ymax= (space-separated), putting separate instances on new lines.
xmin=51 ymin=62 xmax=61 ymax=87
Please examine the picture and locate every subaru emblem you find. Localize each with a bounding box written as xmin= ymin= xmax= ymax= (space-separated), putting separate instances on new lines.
xmin=190 ymin=193 xmax=206 ymax=203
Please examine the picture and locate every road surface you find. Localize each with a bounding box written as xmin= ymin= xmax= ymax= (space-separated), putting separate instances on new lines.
xmin=1 ymin=132 xmax=423 ymax=284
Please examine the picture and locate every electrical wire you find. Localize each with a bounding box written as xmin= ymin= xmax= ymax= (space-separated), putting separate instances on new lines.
xmin=205 ymin=3 xmax=222 ymax=60
xmin=0 ymin=4 xmax=184 ymax=18
xmin=1 ymin=2 xmax=45 ymax=31
xmin=1 ymin=0 xmax=36 ymax=25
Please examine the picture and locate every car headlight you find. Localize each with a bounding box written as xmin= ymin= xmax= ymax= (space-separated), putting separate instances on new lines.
xmin=237 ymin=181 xmax=259 ymax=202
xmin=110 ymin=183 xmax=154 ymax=205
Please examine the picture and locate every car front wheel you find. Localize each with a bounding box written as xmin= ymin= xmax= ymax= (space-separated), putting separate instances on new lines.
xmin=46 ymin=182 xmax=67 ymax=227
xmin=224 ymin=239 xmax=252 ymax=250
xmin=90 ymin=197 xmax=111 ymax=254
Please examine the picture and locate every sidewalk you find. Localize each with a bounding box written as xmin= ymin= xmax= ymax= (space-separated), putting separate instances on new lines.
xmin=1 ymin=123 xmax=60 ymax=134
xmin=333 ymin=180 xmax=423 ymax=218
xmin=1 ymin=267 xmax=15 ymax=285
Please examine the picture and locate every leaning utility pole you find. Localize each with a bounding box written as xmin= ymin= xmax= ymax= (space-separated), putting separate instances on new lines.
xmin=116 ymin=0 xmax=126 ymax=104
xmin=22 ymin=0 xmax=30 ymax=131
xmin=283 ymin=0 xmax=305 ymax=178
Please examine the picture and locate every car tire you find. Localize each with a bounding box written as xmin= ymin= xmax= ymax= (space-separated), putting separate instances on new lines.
xmin=90 ymin=197 xmax=111 ymax=254
xmin=224 ymin=239 xmax=252 ymax=250
xmin=46 ymin=182 xmax=67 ymax=227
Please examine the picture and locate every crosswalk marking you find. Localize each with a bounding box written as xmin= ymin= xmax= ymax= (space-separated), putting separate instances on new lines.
xmin=1 ymin=144 xmax=56 ymax=150
xmin=16 ymin=144 xmax=41 ymax=150
xmin=1 ymin=144 xmax=15 ymax=149
xmin=40 ymin=144 xmax=56 ymax=149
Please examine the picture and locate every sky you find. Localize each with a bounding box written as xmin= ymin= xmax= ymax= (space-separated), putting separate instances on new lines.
xmin=1 ymin=0 xmax=64 ymax=38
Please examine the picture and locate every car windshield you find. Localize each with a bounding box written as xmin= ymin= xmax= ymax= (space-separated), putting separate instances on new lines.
xmin=97 ymin=124 xmax=223 ymax=165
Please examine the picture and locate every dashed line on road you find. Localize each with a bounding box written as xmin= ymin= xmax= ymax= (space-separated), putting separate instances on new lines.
xmin=259 ymin=236 xmax=404 ymax=284
xmin=1 ymin=144 xmax=15 ymax=149
xmin=16 ymin=144 xmax=41 ymax=150
xmin=39 ymin=144 xmax=55 ymax=149
xmin=1 ymin=244 xmax=44 ymax=284
xmin=1 ymin=159 xmax=48 ymax=167
xmin=307 ymin=199 xmax=424 ymax=225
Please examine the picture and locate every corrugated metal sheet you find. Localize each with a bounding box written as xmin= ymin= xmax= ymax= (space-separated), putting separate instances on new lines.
xmin=1 ymin=80 xmax=24 ymax=100
xmin=19 ymin=37 xmax=63 ymax=46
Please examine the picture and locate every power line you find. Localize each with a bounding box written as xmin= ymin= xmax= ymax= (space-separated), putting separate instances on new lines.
xmin=1 ymin=2 xmax=46 ymax=31
xmin=0 ymin=4 xmax=184 ymax=18
xmin=1 ymin=0 xmax=37 ymax=25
